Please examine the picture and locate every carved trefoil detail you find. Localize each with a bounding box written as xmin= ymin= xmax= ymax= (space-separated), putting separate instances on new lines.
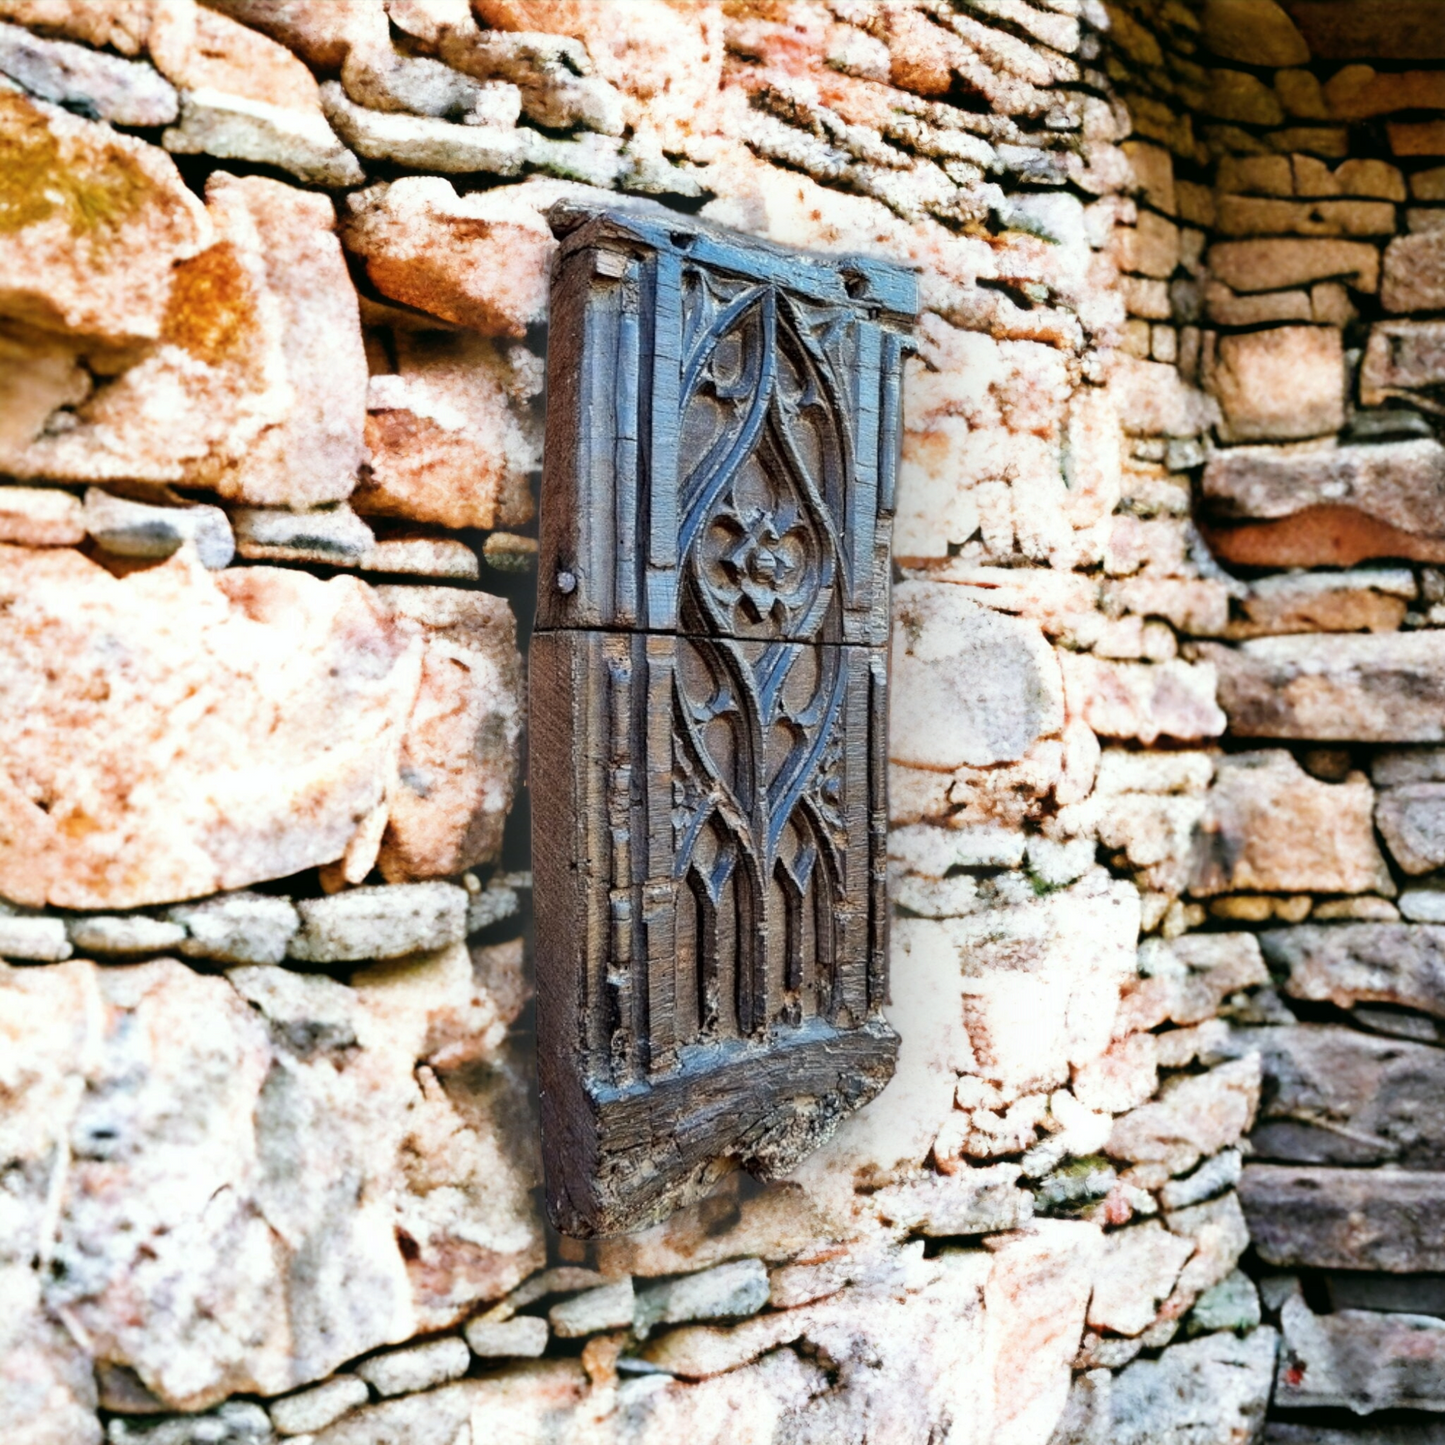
xmin=532 ymin=205 xmax=917 ymax=1236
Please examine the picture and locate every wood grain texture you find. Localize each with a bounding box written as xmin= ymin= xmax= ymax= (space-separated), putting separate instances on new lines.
xmin=532 ymin=204 xmax=917 ymax=1236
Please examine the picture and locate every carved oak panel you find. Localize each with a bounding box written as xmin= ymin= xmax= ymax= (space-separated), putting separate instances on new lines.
xmin=532 ymin=205 xmax=916 ymax=1236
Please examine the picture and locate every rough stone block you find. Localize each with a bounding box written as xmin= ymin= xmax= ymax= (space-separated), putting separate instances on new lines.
xmin=1199 ymin=633 xmax=1445 ymax=742
xmin=1226 ymin=569 xmax=1413 ymax=638
xmin=1087 ymin=1222 xmax=1193 ymax=1337
xmin=1107 ymin=1329 xmax=1278 ymax=1445
xmin=0 ymin=549 xmax=435 ymax=910
xmin=1207 ymin=326 xmax=1344 ymax=442
xmin=1207 ymin=238 xmax=1380 ymax=294
xmin=342 ymin=176 xmax=557 ymax=337
xmin=1362 ymin=320 xmax=1445 ymax=406
xmin=1060 ymin=654 xmax=1225 ymax=744
xmin=0 ymin=89 xmax=211 ymax=346
xmin=890 ymin=582 xmax=1064 ymax=769
xmin=1377 ymin=784 xmax=1445 ymax=874
xmin=1230 ymin=1022 xmax=1445 ymax=1168
xmin=169 ymin=892 xmax=299 ymax=966
xmin=1392 ymin=119 xmax=1445 ymax=158
xmin=464 ymin=1315 xmax=549 ymax=1359
xmin=1189 ymin=750 xmax=1391 ymax=897
xmin=84 ymin=487 xmax=234 ymax=570
xmin=0 ymin=19 xmax=177 ymax=125
xmin=1203 ymin=439 xmax=1445 ymax=535
xmin=269 ymin=1376 xmax=368 ymax=1436
xmin=1277 ymin=1292 xmax=1445 ymax=1414
xmin=1106 ymin=1056 xmax=1262 ymax=1177
xmin=354 ymin=1336 xmax=469 ymax=1398
xmin=548 ymin=1278 xmax=635 ymax=1339
xmin=1202 ymin=0 xmax=1308 ymax=66
xmin=3 ymin=956 xmax=542 ymax=1410
xmin=359 ymin=332 xmax=537 ymax=533
xmin=0 ymin=485 xmax=84 ymax=547
xmin=288 ymin=883 xmax=468 ymax=964
xmin=1384 ymin=231 xmax=1445 ymax=313
xmin=633 ymin=1260 xmax=770 ymax=1337
xmin=1263 ymin=921 xmax=1445 ymax=1018
xmin=1243 ymin=1163 xmax=1445 ymax=1270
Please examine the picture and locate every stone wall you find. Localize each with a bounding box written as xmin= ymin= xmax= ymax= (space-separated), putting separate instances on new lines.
xmin=0 ymin=1 xmax=1440 ymax=1442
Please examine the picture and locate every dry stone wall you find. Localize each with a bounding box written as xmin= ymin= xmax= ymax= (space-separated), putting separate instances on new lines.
xmin=0 ymin=0 xmax=1441 ymax=1442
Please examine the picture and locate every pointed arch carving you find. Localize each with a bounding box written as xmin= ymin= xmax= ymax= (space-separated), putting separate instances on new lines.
xmin=532 ymin=204 xmax=916 ymax=1235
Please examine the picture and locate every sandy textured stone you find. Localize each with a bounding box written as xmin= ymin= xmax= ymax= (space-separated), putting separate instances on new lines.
xmin=1225 ymin=569 xmax=1413 ymax=639
xmin=0 ymin=1276 xmax=101 ymax=1445
xmin=909 ymin=871 xmax=1139 ymax=1095
xmin=1278 ymin=1293 xmax=1445 ymax=1414
xmin=1088 ymin=1222 xmax=1193 ymax=1337
xmin=0 ymin=913 xmax=71 ymax=961
xmin=4 ymin=957 xmax=542 ymax=1410
xmin=1243 ymin=1164 xmax=1445 ymax=1271
xmin=152 ymin=4 xmax=317 ymax=110
xmin=341 ymin=39 xmax=516 ymax=125
xmin=1208 ymin=238 xmax=1380 ymax=294
xmin=108 ymin=1401 xmax=271 ymax=1444
xmin=435 ymin=28 xmax=623 ymax=134
xmin=873 ymin=1163 xmax=1035 ymax=1235
xmin=270 ymin=1376 xmax=369 ymax=1436
xmin=0 ymin=90 xmax=210 ymax=345
xmin=1160 ymin=1151 xmax=1243 ymax=1213
xmin=983 ymin=1222 xmax=1103 ymax=1445
xmin=0 ymin=548 xmax=426 ymax=911
xmin=1202 ymin=0 xmax=1308 ymax=65
xmin=342 ymin=178 xmax=557 ymax=337
xmin=65 ymin=915 xmax=185 ymax=954
xmin=169 ymin=892 xmax=298 ymax=966
xmin=548 ymin=1278 xmax=635 ymax=1339
xmin=234 ymin=506 xmax=373 ymax=568
xmin=0 ymin=485 xmax=83 ymax=546
xmin=288 ymin=883 xmax=467 ymax=965
xmin=1231 ymin=1022 xmax=1445 ymax=1169
xmin=1060 ymin=655 xmax=1225 ymax=744
xmin=1107 ymin=1330 xmax=1278 ymax=1445
xmin=9 ymin=173 xmax=367 ymax=508
xmin=1202 ymin=440 xmax=1445 ymax=535
xmin=1107 ymin=1057 xmax=1262 ymax=1177
xmin=464 ymin=1314 xmax=548 ymax=1358
xmin=198 ymin=0 xmax=388 ymax=70
xmin=0 ymin=0 xmax=189 ymax=58
xmin=1384 ymin=231 xmax=1445 ymax=313
xmin=321 ymin=81 xmax=534 ymax=174
xmin=1378 ymin=785 xmax=1445 ymax=874
xmin=1207 ymin=326 xmax=1345 ymax=442
xmin=890 ymin=583 xmax=1064 ymax=769
xmin=358 ymin=332 xmax=537 ymax=533
xmin=1264 ymin=922 xmax=1445 ymax=1019
xmin=1114 ymin=934 xmax=1269 ymax=1037
xmin=1363 ymin=319 xmax=1445 ymax=406
xmin=1108 ymin=355 xmax=1217 ymax=438
xmin=372 ymin=587 xmax=522 ymax=882
xmin=163 ymin=87 xmax=363 ymax=188
xmin=634 ymin=1259 xmax=770 ymax=1337
xmin=1202 ymin=506 xmax=1445 ymax=569
xmin=0 ymin=20 xmax=176 ymax=124
xmin=1189 ymin=751 xmax=1391 ymax=897
xmin=84 ymin=488 xmax=234 ymax=570
xmin=472 ymin=0 xmax=721 ymax=143
xmin=355 ymin=1336 xmax=469 ymax=1398
xmin=1202 ymin=633 xmax=1445 ymax=742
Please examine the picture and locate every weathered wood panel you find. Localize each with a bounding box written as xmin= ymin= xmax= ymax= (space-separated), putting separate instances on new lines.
xmin=532 ymin=204 xmax=916 ymax=1236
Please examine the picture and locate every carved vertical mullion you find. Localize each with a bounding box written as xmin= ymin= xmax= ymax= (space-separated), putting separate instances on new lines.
xmin=643 ymin=634 xmax=678 ymax=1074
xmin=849 ymin=320 xmax=883 ymax=626
xmin=646 ymin=247 xmax=682 ymax=631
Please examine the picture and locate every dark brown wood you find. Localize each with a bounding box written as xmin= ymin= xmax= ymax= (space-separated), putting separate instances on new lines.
xmin=532 ymin=203 xmax=916 ymax=1237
